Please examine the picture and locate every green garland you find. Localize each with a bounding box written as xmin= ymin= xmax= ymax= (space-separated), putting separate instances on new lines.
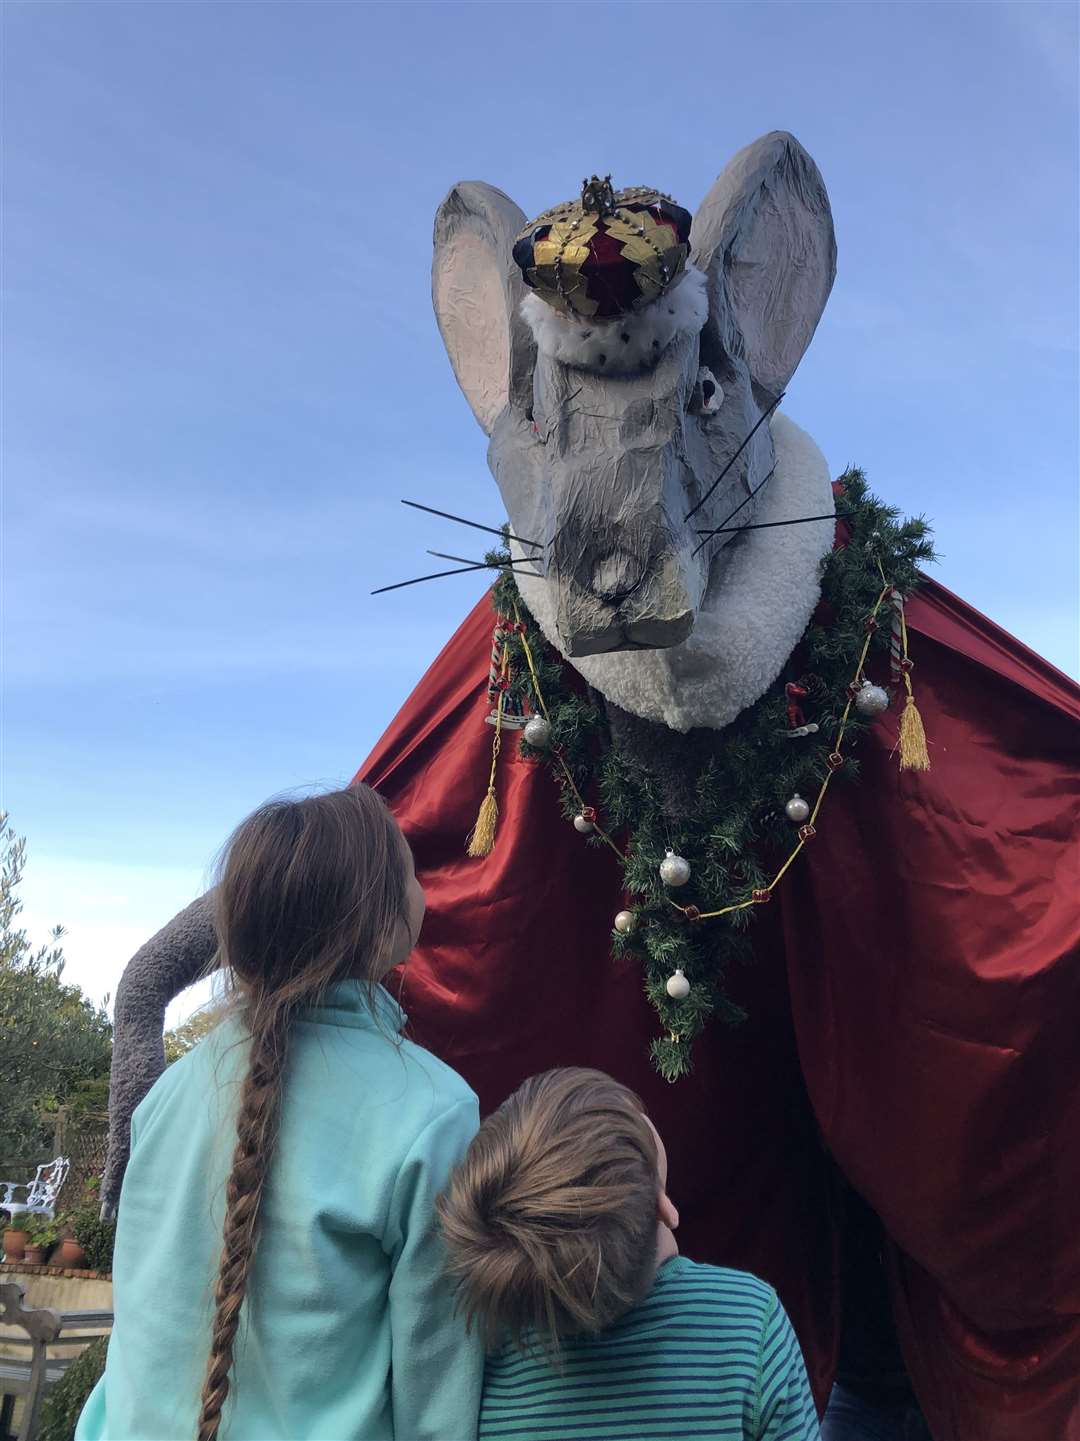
xmin=489 ymin=469 xmax=934 ymax=1081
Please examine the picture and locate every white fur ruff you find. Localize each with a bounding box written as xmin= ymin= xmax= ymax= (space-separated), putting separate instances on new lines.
xmin=512 ymin=414 xmax=835 ymax=732
xmin=520 ymin=264 xmax=708 ymax=375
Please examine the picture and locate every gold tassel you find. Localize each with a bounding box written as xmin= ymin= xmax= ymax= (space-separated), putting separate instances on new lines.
xmin=466 ymin=786 xmax=500 ymax=857
xmin=467 ymin=640 xmax=507 ymax=857
xmin=895 ymin=598 xmax=930 ymax=771
xmin=899 ymin=694 xmax=930 ymax=771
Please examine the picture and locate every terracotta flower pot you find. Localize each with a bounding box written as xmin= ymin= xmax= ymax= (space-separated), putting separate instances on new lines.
xmin=22 ymin=1244 xmax=45 ymax=1265
xmin=58 ymin=1238 xmax=87 ymax=1268
xmin=3 ymin=1226 xmax=29 ymax=1263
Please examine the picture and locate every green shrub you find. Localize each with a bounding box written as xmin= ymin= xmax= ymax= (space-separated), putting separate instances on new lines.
xmin=37 ymin=1333 xmax=108 ymax=1441
xmin=70 ymin=1202 xmax=115 ymax=1273
xmin=23 ymin=1214 xmax=61 ymax=1249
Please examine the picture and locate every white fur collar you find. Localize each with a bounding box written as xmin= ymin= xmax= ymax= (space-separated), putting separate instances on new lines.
xmin=512 ymin=413 xmax=835 ymax=732
xmin=520 ymin=264 xmax=708 ymax=375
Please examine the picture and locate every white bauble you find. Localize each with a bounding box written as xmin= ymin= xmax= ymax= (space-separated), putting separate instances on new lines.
xmin=665 ymin=968 xmax=691 ymax=1000
xmin=523 ymin=715 xmax=552 ymax=748
xmin=855 ymin=681 xmax=890 ymax=717
xmin=659 ymin=850 xmax=691 ymax=887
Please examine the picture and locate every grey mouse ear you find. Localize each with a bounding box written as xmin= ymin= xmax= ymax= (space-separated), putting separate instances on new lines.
xmin=691 ymin=132 xmax=836 ymax=396
xmin=432 ymin=182 xmax=536 ymax=435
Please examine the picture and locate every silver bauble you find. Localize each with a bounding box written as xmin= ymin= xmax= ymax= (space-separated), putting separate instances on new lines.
xmin=785 ymin=794 xmax=811 ymax=824
xmin=659 ymin=849 xmax=691 ymax=887
xmin=854 ymin=681 xmax=890 ymax=717
xmin=573 ymin=813 xmax=595 ymax=834
xmin=614 ymin=910 xmax=637 ymax=935
xmin=523 ymin=715 xmax=552 ymax=748
xmin=665 ymin=968 xmax=691 ymax=1000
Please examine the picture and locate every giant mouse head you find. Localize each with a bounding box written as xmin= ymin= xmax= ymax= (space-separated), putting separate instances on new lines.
xmin=432 ymin=132 xmax=836 ymax=665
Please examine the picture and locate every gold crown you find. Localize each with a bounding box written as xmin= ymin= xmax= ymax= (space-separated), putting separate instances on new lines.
xmin=512 ymin=176 xmax=692 ymax=321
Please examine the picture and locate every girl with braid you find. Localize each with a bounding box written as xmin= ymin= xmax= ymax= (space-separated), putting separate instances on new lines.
xmin=77 ymin=785 xmax=482 ymax=1441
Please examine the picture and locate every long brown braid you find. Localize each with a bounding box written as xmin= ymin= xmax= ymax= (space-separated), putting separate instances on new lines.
xmin=195 ymin=785 xmax=412 ymax=1441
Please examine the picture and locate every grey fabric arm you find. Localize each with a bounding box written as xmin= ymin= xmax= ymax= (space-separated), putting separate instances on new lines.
xmin=100 ymin=891 xmax=219 ymax=1214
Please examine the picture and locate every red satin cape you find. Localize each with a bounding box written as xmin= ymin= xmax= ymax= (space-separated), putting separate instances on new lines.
xmin=356 ymin=578 xmax=1080 ymax=1440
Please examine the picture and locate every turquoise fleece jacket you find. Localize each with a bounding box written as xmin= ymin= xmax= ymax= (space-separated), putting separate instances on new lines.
xmin=77 ymin=982 xmax=481 ymax=1441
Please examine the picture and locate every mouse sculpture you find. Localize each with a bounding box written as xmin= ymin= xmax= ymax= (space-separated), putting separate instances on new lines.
xmin=101 ymin=133 xmax=1079 ymax=1440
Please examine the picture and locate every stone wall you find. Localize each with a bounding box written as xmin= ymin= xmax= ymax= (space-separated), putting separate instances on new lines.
xmin=1 ymin=1263 xmax=111 ymax=1293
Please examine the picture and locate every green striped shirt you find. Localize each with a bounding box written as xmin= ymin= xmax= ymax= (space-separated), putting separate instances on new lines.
xmin=479 ymin=1256 xmax=820 ymax=1441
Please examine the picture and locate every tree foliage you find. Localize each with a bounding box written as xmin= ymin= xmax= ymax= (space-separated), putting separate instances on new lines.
xmin=37 ymin=1333 xmax=109 ymax=1441
xmin=0 ymin=815 xmax=113 ymax=1162
xmin=164 ymin=1003 xmax=225 ymax=1063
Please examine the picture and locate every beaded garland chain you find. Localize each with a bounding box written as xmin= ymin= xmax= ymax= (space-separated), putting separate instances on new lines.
xmin=483 ymin=469 xmax=934 ymax=1081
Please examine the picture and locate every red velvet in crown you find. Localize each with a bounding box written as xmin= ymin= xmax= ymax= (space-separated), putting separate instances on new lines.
xmin=576 ymin=208 xmax=681 ymax=319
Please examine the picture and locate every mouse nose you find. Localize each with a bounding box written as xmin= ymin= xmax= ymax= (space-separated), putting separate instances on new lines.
xmin=590 ymin=550 xmax=647 ymax=605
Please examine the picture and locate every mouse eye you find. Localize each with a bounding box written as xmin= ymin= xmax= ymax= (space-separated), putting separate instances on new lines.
xmin=690 ymin=366 xmax=723 ymax=416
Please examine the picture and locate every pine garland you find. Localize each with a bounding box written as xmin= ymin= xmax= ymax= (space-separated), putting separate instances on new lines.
xmin=488 ymin=469 xmax=934 ymax=1081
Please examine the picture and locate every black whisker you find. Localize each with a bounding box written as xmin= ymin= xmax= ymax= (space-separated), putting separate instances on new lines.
xmin=716 ymin=466 xmax=777 ymax=532
xmin=427 ymin=549 xmax=544 ymax=571
xmin=684 ymin=393 xmax=785 ymax=523
xmin=401 ymin=499 xmax=544 ymax=550
xmin=371 ymin=560 xmax=540 ymax=596
xmin=696 ymin=510 xmax=848 ymax=539
xmin=691 ymin=467 xmax=776 ymax=558
xmin=372 ymin=564 xmax=489 ymax=595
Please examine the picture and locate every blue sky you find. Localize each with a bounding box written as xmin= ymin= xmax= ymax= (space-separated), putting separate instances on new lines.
xmin=3 ymin=1 xmax=1077 ymax=1019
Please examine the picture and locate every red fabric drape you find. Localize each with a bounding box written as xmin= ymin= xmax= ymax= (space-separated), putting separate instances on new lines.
xmin=356 ymin=578 xmax=1080 ymax=1440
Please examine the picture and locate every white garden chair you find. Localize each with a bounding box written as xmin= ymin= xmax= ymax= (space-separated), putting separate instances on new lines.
xmin=0 ymin=1158 xmax=70 ymax=1220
